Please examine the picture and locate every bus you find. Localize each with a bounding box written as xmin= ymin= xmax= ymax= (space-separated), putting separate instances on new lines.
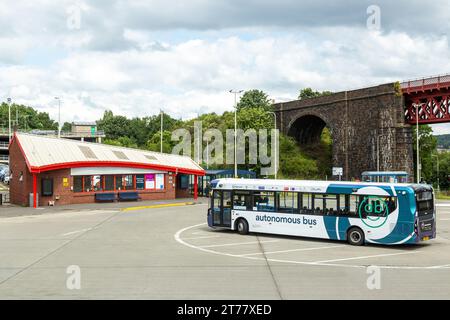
xmin=361 ymin=171 xmax=409 ymax=183
xmin=207 ymin=179 xmax=436 ymax=246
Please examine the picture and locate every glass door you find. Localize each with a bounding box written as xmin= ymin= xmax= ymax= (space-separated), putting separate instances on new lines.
xmin=212 ymin=190 xmax=232 ymax=227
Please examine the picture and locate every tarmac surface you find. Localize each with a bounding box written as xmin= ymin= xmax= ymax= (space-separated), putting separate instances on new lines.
xmin=0 ymin=198 xmax=449 ymax=299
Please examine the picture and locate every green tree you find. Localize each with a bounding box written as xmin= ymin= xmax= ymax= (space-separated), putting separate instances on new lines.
xmin=298 ymin=88 xmax=333 ymax=100
xmin=0 ymin=102 xmax=58 ymax=131
xmin=236 ymin=90 xmax=273 ymax=112
xmin=413 ymin=125 xmax=438 ymax=183
xmin=278 ymin=135 xmax=319 ymax=179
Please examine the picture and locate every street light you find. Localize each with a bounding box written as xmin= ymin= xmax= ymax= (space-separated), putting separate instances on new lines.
xmin=160 ymin=109 xmax=163 ymax=153
xmin=266 ymin=110 xmax=278 ymax=179
xmin=7 ymin=98 xmax=11 ymax=143
xmin=54 ymin=97 xmax=61 ymax=138
xmin=413 ymin=102 xmax=423 ymax=183
xmin=376 ymin=132 xmax=387 ymax=182
xmin=229 ymin=90 xmax=243 ymax=178
xmin=187 ymin=124 xmax=201 ymax=164
xmin=432 ymin=154 xmax=440 ymax=193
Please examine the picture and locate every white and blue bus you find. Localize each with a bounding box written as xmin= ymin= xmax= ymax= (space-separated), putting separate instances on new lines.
xmin=207 ymin=179 xmax=436 ymax=246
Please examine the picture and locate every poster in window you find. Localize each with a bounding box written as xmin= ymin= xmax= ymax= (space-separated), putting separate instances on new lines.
xmin=145 ymin=174 xmax=155 ymax=189
xmin=136 ymin=175 xmax=145 ymax=190
xmin=156 ymin=174 xmax=165 ymax=189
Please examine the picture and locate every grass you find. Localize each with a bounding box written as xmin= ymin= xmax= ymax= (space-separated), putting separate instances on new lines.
xmin=436 ymin=191 xmax=450 ymax=200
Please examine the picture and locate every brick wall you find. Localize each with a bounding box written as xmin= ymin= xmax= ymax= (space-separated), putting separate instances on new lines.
xmin=9 ymin=139 xmax=33 ymax=206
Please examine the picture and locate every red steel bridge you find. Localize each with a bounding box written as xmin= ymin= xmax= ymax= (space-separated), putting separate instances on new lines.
xmin=402 ymin=74 xmax=450 ymax=124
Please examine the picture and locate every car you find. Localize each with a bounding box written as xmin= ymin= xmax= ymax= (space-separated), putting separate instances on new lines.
xmin=0 ymin=166 xmax=9 ymax=182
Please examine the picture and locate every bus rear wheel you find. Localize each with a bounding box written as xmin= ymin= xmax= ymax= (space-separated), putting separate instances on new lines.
xmin=347 ymin=227 xmax=365 ymax=246
xmin=236 ymin=219 xmax=249 ymax=235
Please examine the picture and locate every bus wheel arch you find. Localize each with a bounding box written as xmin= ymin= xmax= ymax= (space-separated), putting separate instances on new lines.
xmin=346 ymin=226 xmax=365 ymax=246
xmin=235 ymin=218 xmax=249 ymax=235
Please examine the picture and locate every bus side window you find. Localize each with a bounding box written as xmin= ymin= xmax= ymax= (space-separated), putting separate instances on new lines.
xmin=213 ymin=191 xmax=222 ymax=213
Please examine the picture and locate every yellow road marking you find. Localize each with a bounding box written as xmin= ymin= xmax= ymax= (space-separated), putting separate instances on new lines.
xmin=122 ymin=202 xmax=196 ymax=212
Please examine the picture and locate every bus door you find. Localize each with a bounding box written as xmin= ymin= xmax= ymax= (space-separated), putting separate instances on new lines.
xmin=212 ymin=191 xmax=232 ymax=227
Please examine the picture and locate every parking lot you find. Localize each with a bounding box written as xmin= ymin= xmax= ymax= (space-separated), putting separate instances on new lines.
xmin=0 ymin=199 xmax=449 ymax=299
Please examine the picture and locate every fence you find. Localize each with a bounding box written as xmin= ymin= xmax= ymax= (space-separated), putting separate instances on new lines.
xmin=0 ymin=193 xmax=9 ymax=205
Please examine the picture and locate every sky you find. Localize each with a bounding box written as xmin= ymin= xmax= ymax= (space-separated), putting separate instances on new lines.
xmin=0 ymin=0 xmax=449 ymax=134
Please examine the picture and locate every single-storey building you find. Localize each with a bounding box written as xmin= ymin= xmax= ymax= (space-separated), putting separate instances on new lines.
xmin=9 ymin=133 xmax=205 ymax=207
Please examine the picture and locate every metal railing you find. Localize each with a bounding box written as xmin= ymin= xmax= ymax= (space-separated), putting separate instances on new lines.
xmin=0 ymin=155 xmax=9 ymax=161
xmin=0 ymin=142 xmax=8 ymax=148
xmin=0 ymin=128 xmax=105 ymax=138
xmin=401 ymin=74 xmax=450 ymax=92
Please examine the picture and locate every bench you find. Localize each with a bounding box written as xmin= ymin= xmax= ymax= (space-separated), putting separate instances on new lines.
xmin=118 ymin=192 xmax=141 ymax=202
xmin=95 ymin=193 xmax=117 ymax=202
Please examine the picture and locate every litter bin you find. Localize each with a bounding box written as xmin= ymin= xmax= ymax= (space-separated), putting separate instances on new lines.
xmin=29 ymin=193 xmax=39 ymax=207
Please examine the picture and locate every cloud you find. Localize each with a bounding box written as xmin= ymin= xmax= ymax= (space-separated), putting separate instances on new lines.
xmin=0 ymin=1 xmax=448 ymax=135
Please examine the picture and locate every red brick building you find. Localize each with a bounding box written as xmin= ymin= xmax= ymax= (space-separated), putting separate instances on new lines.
xmin=9 ymin=133 xmax=205 ymax=207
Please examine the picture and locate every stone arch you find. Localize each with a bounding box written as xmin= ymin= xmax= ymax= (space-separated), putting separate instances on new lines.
xmin=287 ymin=112 xmax=334 ymax=145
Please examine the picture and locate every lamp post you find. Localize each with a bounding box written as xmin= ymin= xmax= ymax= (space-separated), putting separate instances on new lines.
xmin=187 ymin=124 xmax=201 ymax=164
xmin=432 ymin=154 xmax=440 ymax=193
xmin=229 ymin=90 xmax=243 ymax=178
xmin=414 ymin=102 xmax=421 ymax=183
xmin=160 ymin=109 xmax=163 ymax=153
xmin=206 ymin=140 xmax=209 ymax=170
xmin=266 ymin=110 xmax=278 ymax=179
xmin=7 ymin=98 xmax=11 ymax=142
xmin=54 ymin=97 xmax=61 ymax=138
xmin=376 ymin=133 xmax=386 ymax=182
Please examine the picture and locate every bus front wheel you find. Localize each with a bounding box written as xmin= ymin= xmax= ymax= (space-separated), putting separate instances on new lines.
xmin=236 ymin=219 xmax=249 ymax=235
xmin=347 ymin=227 xmax=365 ymax=246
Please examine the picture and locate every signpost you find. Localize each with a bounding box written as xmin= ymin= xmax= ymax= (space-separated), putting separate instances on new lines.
xmin=332 ymin=167 xmax=343 ymax=181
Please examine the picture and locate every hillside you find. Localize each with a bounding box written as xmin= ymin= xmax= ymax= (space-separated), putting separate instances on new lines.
xmin=436 ymin=134 xmax=450 ymax=149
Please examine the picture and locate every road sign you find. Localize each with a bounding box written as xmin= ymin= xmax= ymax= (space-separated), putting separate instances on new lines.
xmin=332 ymin=167 xmax=343 ymax=176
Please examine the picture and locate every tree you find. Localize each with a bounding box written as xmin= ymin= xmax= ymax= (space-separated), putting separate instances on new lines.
xmin=298 ymin=88 xmax=333 ymax=100
xmin=0 ymin=102 xmax=58 ymax=131
xmin=278 ymin=135 xmax=319 ymax=179
xmin=236 ymin=90 xmax=273 ymax=112
xmin=413 ymin=125 xmax=438 ymax=183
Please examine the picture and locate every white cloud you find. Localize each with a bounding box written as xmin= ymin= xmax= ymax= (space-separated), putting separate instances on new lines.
xmin=1 ymin=29 xmax=450 ymax=127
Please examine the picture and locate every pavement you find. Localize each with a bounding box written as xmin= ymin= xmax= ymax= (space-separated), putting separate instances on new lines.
xmin=0 ymin=198 xmax=449 ymax=299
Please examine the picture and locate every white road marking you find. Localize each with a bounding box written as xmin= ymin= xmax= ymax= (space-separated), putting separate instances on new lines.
xmin=182 ymin=235 xmax=221 ymax=240
xmin=439 ymin=218 xmax=450 ymax=221
xmin=61 ymin=228 xmax=93 ymax=236
xmin=199 ymin=240 xmax=279 ymax=248
xmin=240 ymin=245 xmax=345 ymax=257
xmin=311 ymin=251 xmax=421 ymax=264
xmin=436 ymin=204 xmax=450 ymax=207
xmin=175 ymin=223 xmax=448 ymax=270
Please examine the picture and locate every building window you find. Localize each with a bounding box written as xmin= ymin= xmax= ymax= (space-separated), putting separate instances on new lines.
xmin=93 ymin=175 xmax=102 ymax=191
xmin=41 ymin=178 xmax=53 ymax=197
xmin=123 ymin=175 xmax=133 ymax=190
xmin=74 ymin=176 xmax=83 ymax=192
xmin=104 ymin=175 xmax=114 ymax=191
xmin=115 ymin=175 xmax=123 ymax=190
xmin=84 ymin=176 xmax=92 ymax=192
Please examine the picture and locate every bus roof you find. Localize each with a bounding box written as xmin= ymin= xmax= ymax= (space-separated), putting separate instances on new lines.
xmin=361 ymin=171 xmax=409 ymax=176
xmin=210 ymin=178 xmax=429 ymax=193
